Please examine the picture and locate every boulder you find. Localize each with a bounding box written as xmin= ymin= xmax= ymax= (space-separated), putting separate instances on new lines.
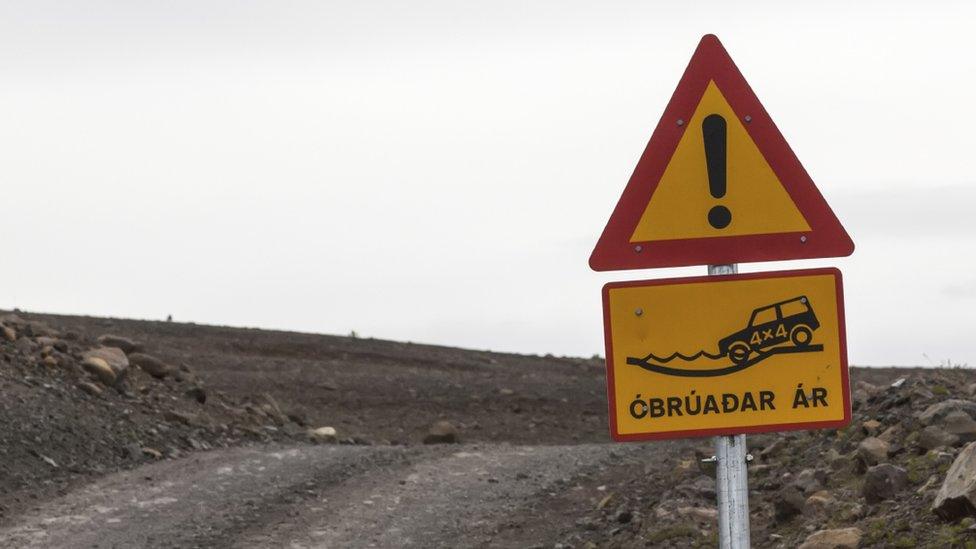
xmin=128 ymin=352 xmax=171 ymax=379
xmin=798 ymin=528 xmax=863 ymax=549
xmin=857 ymin=437 xmax=890 ymax=467
xmin=919 ymin=400 xmax=976 ymax=426
xmin=423 ymin=420 xmax=459 ymax=444
xmin=96 ymin=334 xmax=142 ymax=354
xmin=308 ymin=426 xmax=338 ymax=444
xmin=81 ymin=357 xmax=116 ymax=385
xmin=82 ymin=347 xmax=129 ymax=374
xmin=920 ymin=425 xmax=959 ymax=450
xmin=944 ymin=411 xmax=976 ymax=443
xmin=934 ymin=441 xmax=976 ymax=520
xmin=862 ymin=463 xmax=908 ymax=503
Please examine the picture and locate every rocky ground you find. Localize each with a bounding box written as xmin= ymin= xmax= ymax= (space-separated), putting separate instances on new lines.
xmin=558 ymin=369 xmax=976 ymax=548
xmin=0 ymin=309 xmax=975 ymax=547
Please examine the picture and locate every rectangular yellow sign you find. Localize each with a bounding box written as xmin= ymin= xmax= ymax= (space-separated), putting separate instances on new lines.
xmin=602 ymin=268 xmax=850 ymax=441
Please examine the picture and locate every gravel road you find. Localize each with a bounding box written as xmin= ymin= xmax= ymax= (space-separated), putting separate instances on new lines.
xmin=0 ymin=441 xmax=682 ymax=548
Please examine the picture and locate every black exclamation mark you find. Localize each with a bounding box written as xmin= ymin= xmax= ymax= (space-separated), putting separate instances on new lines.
xmin=703 ymin=114 xmax=731 ymax=229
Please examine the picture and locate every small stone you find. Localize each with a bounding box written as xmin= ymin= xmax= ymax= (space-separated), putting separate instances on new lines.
xmin=82 ymin=357 xmax=117 ymax=385
xmin=1 ymin=325 xmax=15 ymax=342
xmin=164 ymin=410 xmax=198 ymax=426
xmin=761 ymin=438 xmax=787 ymax=459
xmin=423 ymin=420 xmax=459 ymax=444
xmin=673 ymin=458 xmax=696 ymax=476
xmin=142 ymin=447 xmax=163 ymax=459
xmin=184 ymin=386 xmax=206 ymax=404
xmin=805 ymin=490 xmax=835 ymax=513
xmin=14 ymin=337 xmax=33 ymax=353
xmin=77 ymin=381 xmax=102 ymax=396
xmin=878 ymin=424 xmax=903 ymax=443
xmin=798 ymin=527 xmax=863 ymax=549
xmin=824 ymin=448 xmax=847 ymax=471
xmin=308 ymin=426 xmax=338 ymax=444
xmin=125 ymin=443 xmax=143 ymax=460
xmin=615 ymin=509 xmax=632 ymax=523
xmin=857 ymin=437 xmax=890 ymax=467
xmin=128 ymin=352 xmax=171 ymax=379
xmin=675 ymin=506 xmax=717 ymax=522
xmin=773 ymin=486 xmax=806 ymax=522
xmin=792 ymin=468 xmax=826 ymax=494
xmin=862 ymin=419 xmax=882 ymax=435
xmin=862 ymin=463 xmax=908 ymax=503
xmin=41 ymin=355 xmax=58 ymax=368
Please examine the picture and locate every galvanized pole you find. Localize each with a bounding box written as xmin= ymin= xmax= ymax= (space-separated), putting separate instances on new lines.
xmin=708 ymin=263 xmax=751 ymax=549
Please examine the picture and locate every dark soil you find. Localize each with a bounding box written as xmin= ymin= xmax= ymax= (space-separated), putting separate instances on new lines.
xmin=0 ymin=309 xmax=607 ymax=521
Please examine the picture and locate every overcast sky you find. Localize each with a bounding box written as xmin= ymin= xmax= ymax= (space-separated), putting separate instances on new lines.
xmin=0 ymin=1 xmax=972 ymax=366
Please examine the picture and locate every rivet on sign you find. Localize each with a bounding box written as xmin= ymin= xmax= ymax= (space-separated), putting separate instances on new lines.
xmin=634 ymin=245 xmax=643 ymax=253
xmin=800 ymin=235 xmax=808 ymax=243
xmin=744 ymin=115 xmax=752 ymax=123
xmin=676 ymin=119 xmax=685 ymax=126
xmin=635 ymin=308 xmax=644 ymax=317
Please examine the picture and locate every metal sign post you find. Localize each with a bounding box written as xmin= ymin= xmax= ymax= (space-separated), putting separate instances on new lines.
xmin=709 ymin=264 xmax=750 ymax=549
xmin=715 ymin=434 xmax=750 ymax=548
xmin=591 ymin=34 xmax=854 ymax=549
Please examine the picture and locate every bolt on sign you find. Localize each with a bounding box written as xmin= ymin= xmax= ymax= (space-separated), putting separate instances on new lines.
xmin=589 ymin=34 xmax=854 ymax=271
xmin=602 ymin=268 xmax=850 ymax=441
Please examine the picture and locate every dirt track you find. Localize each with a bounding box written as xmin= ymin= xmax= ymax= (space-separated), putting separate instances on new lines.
xmin=0 ymin=441 xmax=681 ymax=548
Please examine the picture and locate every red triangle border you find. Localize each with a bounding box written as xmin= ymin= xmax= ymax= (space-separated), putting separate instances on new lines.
xmin=589 ymin=34 xmax=854 ymax=271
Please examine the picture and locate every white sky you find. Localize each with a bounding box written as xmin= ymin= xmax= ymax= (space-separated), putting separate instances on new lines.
xmin=0 ymin=1 xmax=973 ymax=366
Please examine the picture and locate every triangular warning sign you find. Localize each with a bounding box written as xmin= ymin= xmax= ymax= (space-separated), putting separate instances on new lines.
xmin=590 ymin=35 xmax=854 ymax=271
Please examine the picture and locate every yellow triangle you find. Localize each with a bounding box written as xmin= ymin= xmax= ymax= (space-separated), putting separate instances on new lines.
xmin=630 ymin=81 xmax=810 ymax=242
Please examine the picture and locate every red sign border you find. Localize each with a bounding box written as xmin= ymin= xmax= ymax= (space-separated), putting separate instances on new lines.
xmin=589 ymin=35 xmax=854 ymax=271
xmin=602 ymin=267 xmax=851 ymax=442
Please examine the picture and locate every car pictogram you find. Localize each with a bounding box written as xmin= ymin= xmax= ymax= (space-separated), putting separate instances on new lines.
xmin=717 ymin=296 xmax=820 ymax=365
